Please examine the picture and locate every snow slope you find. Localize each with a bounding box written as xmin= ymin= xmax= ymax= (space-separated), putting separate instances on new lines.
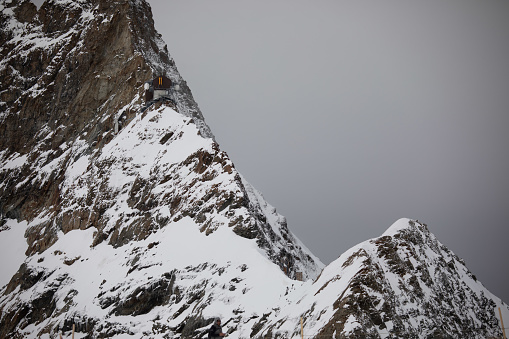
xmin=1 ymin=215 xmax=295 ymax=338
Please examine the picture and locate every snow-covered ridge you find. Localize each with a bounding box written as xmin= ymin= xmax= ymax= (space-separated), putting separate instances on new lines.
xmin=0 ymin=101 xmax=323 ymax=338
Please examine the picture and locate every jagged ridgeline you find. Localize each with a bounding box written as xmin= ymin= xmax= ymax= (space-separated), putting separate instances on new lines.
xmin=1 ymin=0 xmax=508 ymax=338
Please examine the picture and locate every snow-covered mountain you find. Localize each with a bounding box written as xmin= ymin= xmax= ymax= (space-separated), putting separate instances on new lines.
xmin=0 ymin=0 xmax=507 ymax=338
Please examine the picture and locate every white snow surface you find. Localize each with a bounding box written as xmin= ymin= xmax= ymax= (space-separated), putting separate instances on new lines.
xmin=19 ymin=218 xmax=292 ymax=338
xmin=0 ymin=219 xmax=29 ymax=288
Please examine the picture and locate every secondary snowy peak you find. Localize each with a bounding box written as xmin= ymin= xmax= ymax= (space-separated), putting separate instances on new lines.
xmin=270 ymin=218 xmax=507 ymax=339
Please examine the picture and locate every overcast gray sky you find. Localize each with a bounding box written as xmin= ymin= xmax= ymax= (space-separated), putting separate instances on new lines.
xmin=149 ymin=0 xmax=509 ymax=304
xmin=29 ymin=0 xmax=509 ymax=304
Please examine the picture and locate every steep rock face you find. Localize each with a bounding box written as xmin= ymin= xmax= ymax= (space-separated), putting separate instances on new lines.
xmin=0 ymin=0 xmax=211 ymax=228
xmin=0 ymin=0 xmax=322 ymax=337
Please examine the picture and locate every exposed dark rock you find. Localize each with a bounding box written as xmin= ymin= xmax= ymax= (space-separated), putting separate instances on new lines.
xmin=113 ymin=276 xmax=174 ymax=316
xmin=5 ymin=263 xmax=49 ymax=294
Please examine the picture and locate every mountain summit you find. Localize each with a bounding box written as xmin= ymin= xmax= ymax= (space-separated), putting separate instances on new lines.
xmin=0 ymin=0 xmax=508 ymax=338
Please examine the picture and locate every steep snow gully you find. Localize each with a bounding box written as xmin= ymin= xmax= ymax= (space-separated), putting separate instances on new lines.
xmin=0 ymin=0 xmax=508 ymax=338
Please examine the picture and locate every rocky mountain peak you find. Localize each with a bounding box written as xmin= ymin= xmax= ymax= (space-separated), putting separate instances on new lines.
xmin=303 ymin=219 xmax=505 ymax=338
xmin=0 ymin=1 xmax=324 ymax=335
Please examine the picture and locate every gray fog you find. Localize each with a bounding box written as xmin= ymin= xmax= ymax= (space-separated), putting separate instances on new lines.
xmin=30 ymin=0 xmax=509 ymax=304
